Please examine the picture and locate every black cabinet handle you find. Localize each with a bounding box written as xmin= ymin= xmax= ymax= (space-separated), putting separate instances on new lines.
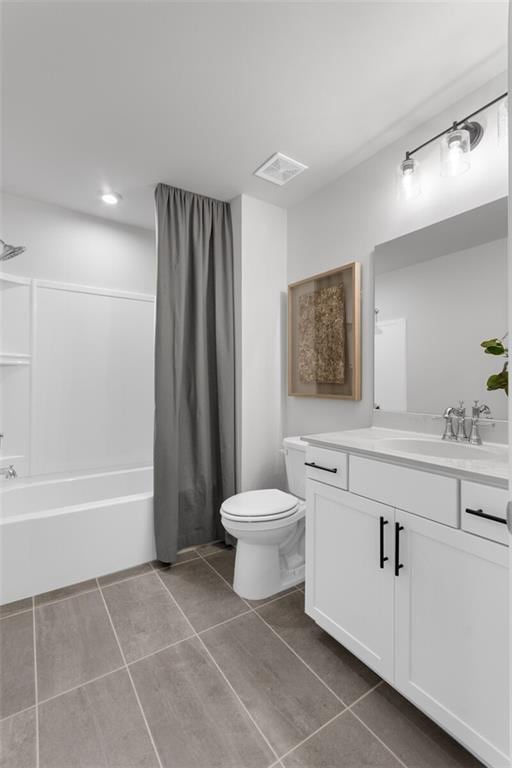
xmin=304 ymin=461 xmax=338 ymax=474
xmin=395 ymin=522 xmax=404 ymax=577
xmin=379 ymin=516 xmax=389 ymax=569
xmin=465 ymin=508 xmax=507 ymax=525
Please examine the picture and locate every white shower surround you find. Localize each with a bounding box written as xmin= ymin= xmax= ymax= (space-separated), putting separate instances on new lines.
xmin=1 ymin=272 xmax=155 ymax=478
xmin=0 ymin=467 xmax=155 ymax=604
xmin=1 ymin=255 xmax=157 ymax=604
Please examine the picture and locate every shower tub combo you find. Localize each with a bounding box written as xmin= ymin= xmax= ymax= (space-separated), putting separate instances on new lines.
xmin=0 ymin=466 xmax=155 ymax=604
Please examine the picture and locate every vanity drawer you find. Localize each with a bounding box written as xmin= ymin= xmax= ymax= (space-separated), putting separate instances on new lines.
xmin=305 ymin=446 xmax=347 ymax=490
xmin=461 ymin=482 xmax=508 ymax=545
xmin=349 ymin=455 xmax=458 ymax=527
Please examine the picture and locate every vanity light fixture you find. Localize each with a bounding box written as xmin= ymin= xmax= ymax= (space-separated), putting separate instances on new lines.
xmin=440 ymin=124 xmax=472 ymax=177
xmin=398 ymin=153 xmax=421 ymax=200
xmin=398 ymin=91 xmax=506 ymax=198
xmin=100 ymin=192 xmax=122 ymax=205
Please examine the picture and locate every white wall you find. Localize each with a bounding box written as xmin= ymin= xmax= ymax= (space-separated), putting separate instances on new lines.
xmin=376 ymin=238 xmax=508 ymax=419
xmin=0 ymin=193 xmax=156 ymax=477
xmin=287 ymin=73 xmax=508 ymax=436
xmin=1 ymin=193 xmax=155 ymax=292
xmin=233 ymin=194 xmax=287 ymax=491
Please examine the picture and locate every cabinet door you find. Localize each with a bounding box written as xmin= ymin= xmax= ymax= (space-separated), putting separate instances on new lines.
xmin=305 ymin=481 xmax=395 ymax=679
xmin=395 ymin=510 xmax=509 ymax=768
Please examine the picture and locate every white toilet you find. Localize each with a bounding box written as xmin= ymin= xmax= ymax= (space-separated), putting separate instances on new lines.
xmin=220 ymin=437 xmax=307 ymax=600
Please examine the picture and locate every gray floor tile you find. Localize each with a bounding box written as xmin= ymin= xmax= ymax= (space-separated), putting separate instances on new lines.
xmin=0 ymin=611 xmax=35 ymax=718
xmin=39 ymin=669 xmax=158 ymax=768
xmin=204 ymin=549 xmax=236 ymax=583
xmin=130 ymin=637 xmax=274 ymax=768
xmin=98 ymin=562 xmax=152 ymax=587
xmin=195 ymin=541 xmax=231 ymax=557
xmin=0 ymin=708 xmax=37 ymax=768
xmin=102 ymin=572 xmax=193 ymax=662
xmin=0 ymin=597 xmax=32 ymax=620
xmin=151 ymin=547 xmax=199 ymax=568
xmin=35 ymin=579 xmax=97 ymax=607
xmin=158 ymin=558 xmax=247 ymax=632
xmin=36 ymin=590 xmax=123 ymax=701
xmin=353 ymin=683 xmax=483 ymax=768
xmin=258 ymin=591 xmax=380 ymax=704
xmin=282 ymin=710 xmax=402 ymax=768
xmin=247 ymin=587 xmax=298 ymax=608
xmin=205 ymin=550 xmax=296 ymax=607
xmin=201 ymin=612 xmax=342 ymax=755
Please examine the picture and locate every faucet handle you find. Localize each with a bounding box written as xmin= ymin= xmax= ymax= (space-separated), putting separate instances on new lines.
xmin=473 ymin=400 xmax=491 ymax=418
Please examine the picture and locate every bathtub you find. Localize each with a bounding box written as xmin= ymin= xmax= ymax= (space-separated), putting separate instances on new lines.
xmin=0 ymin=467 xmax=155 ymax=604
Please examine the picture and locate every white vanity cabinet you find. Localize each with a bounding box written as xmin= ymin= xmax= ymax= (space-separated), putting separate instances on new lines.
xmin=306 ymin=480 xmax=395 ymax=679
xmin=395 ymin=509 xmax=509 ymax=768
xmin=305 ymin=451 xmax=509 ymax=768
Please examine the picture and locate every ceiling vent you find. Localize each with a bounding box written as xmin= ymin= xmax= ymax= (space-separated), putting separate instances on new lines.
xmin=253 ymin=152 xmax=308 ymax=186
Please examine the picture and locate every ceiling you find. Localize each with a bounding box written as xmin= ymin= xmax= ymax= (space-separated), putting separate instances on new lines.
xmin=2 ymin=1 xmax=508 ymax=230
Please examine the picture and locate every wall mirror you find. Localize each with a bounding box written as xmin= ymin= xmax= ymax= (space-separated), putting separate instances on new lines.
xmin=374 ymin=197 xmax=508 ymax=420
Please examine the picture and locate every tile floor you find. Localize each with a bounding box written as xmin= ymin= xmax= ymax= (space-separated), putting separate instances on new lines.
xmin=0 ymin=543 xmax=483 ymax=768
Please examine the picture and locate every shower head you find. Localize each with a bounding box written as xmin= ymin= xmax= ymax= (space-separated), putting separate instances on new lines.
xmin=0 ymin=239 xmax=26 ymax=261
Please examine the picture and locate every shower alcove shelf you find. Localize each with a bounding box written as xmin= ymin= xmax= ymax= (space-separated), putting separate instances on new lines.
xmin=0 ymin=275 xmax=32 ymax=362
xmin=0 ymin=272 xmax=33 ymax=476
xmin=0 ymin=353 xmax=31 ymax=366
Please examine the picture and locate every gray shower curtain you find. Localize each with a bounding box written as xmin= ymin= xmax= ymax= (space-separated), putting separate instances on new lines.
xmin=154 ymin=184 xmax=236 ymax=563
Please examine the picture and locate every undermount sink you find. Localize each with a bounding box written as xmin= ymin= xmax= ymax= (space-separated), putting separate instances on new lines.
xmin=376 ymin=438 xmax=507 ymax=462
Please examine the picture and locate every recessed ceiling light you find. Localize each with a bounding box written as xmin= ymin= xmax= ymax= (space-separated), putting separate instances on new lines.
xmin=254 ymin=152 xmax=308 ymax=186
xmin=101 ymin=192 xmax=122 ymax=205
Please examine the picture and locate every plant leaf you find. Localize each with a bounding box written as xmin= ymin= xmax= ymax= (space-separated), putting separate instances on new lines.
xmin=486 ymin=367 xmax=508 ymax=395
xmin=481 ymin=338 xmax=506 ymax=356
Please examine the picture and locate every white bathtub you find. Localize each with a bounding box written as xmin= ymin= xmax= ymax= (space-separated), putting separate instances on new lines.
xmin=0 ymin=467 xmax=156 ymax=604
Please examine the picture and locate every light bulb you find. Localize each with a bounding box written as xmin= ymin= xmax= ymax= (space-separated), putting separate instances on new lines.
xmin=440 ymin=127 xmax=470 ymax=177
xmin=101 ymin=192 xmax=122 ymax=205
xmin=397 ymin=155 xmax=421 ymax=200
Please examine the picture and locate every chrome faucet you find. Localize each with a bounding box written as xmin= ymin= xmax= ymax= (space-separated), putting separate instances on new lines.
xmin=0 ymin=464 xmax=17 ymax=479
xmin=468 ymin=401 xmax=492 ymax=446
xmin=440 ymin=401 xmax=493 ymax=445
xmin=451 ymin=401 xmax=468 ymax=442
xmin=441 ymin=406 xmax=458 ymax=441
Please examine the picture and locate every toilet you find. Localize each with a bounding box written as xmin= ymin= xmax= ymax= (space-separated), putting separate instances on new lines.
xmin=221 ymin=437 xmax=307 ymax=600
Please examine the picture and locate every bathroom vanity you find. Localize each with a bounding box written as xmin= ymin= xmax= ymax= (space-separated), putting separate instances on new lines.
xmin=303 ymin=428 xmax=509 ymax=768
xmin=299 ymin=197 xmax=510 ymax=766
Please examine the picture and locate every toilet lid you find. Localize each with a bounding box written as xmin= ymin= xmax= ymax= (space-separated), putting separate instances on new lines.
xmin=221 ymin=489 xmax=298 ymax=520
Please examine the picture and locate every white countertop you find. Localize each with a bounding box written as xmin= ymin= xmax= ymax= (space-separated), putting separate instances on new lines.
xmin=302 ymin=427 xmax=509 ymax=489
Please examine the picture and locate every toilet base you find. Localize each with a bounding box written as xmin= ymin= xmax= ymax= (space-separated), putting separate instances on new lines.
xmin=231 ymin=519 xmax=305 ymax=601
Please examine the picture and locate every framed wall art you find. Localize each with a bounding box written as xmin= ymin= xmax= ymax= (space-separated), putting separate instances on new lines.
xmin=288 ymin=262 xmax=361 ymax=399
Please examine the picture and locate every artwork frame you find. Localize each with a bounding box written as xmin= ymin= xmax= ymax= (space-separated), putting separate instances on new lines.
xmin=288 ymin=262 xmax=361 ymax=400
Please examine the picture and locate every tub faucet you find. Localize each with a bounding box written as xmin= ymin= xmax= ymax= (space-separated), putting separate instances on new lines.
xmin=0 ymin=464 xmax=17 ymax=479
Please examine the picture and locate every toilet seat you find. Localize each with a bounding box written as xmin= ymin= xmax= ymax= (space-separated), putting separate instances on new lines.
xmin=221 ymin=489 xmax=299 ymax=523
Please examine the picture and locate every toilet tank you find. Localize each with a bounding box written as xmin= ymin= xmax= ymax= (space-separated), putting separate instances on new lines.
xmin=283 ymin=436 xmax=308 ymax=500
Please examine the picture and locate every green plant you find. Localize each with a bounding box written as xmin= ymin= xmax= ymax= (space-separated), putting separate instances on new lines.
xmin=481 ymin=335 xmax=508 ymax=395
